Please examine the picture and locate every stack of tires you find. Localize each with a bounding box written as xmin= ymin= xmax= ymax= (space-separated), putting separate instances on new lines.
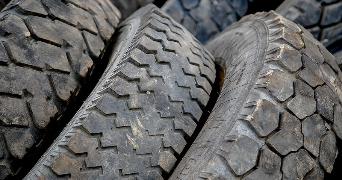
xmin=0 ymin=0 xmax=340 ymax=179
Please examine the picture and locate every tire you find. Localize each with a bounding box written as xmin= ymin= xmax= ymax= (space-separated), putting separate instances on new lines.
xmin=24 ymin=4 xmax=216 ymax=180
xmin=170 ymin=11 xmax=342 ymax=180
xmin=276 ymin=0 xmax=342 ymax=67
xmin=110 ymin=0 xmax=155 ymax=19
xmin=161 ymin=0 xmax=253 ymax=43
xmin=0 ymin=0 xmax=120 ymax=179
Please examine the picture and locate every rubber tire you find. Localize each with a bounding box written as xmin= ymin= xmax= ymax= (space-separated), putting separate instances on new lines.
xmin=24 ymin=4 xmax=215 ymax=180
xmin=161 ymin=0 xmax=254 ymax=43
xmin=0 ymin=0 xmax=120 ymax=179
xmin=110 ymin=0 xmax=155 ymax=19
xmin=276 ymin=0 xmax=342 ymax=67
xmin=170 ymin=11 xmax=342 ymax=180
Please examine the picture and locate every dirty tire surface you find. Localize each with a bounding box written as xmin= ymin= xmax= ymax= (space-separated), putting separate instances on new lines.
xmin=170 ymin=11 xmax=342 ymax=180
xmin=110 ymin=0 xmax=155 ymax=19
xmin=161 ymin=0 xmax=254 ymax=43
xmin=0 ymin=0 xmax=120 ymax=179
xmin=276 ymin=0 xmax=342 ymax=67
xmin=24 ymin=4 xmax=216 ymax=180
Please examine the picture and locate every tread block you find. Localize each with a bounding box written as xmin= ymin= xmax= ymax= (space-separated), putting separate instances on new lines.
xmin=293 ymin=0 xmax=321 ymax=26
xmin=320 ymin=2 xmax=342 ymax=26
xmin=287 ymin=80 xmax=316 ymax=119
xmin=83 ymin=31 xmax=105 ymax=58
xmin=242 ymin=147 xmax=282 ymax=180
xmin=269 ymin=27 xmax=304 ymax=50
xmin=94 ymin=15 xmax=115 ymax=42
xmin=29 ymin=96 xmax=58 ymax=129
xmin=18 ymin=0 xmax=48 ymax=16
xmin=298 ymin=68 xmax=324 ymax=87
xmin=315 ymin=85 xmax=338 ymax=122
xmin=0 ymin=66 xmax=51 ymax=97
xmin=3 ymin=129 xmax=34 ymax=159
xmin=8 ymin=40 xmax=71 ymax=72
xmin=266 ymin=70 xmax=294 ymax=102
xmin=282 ymin=149 xmax=315 ymax=180
xmin=0 ymin=14 xmax=30 ymax=38
xmin=50 ymin=74 xmax=78 ymax=102
xmin=27 ymin=16 xmax=89 ymax=73
xmin=219 ymin=134 xmax=259 ymax=176
xmin=267 ymin=112 xmax=303 ymax=156
xmin=319 ymin=131 xmax=338 ymax=173
xmin=333 ymin=104 xmax=342 ymax=139
xmin=0 ymin=97 xmax=30 ymax=127
xmin=266 ymin=44 xmax=302 ymax=72
xmin=42 ymin=0 xmax=98 ymax=34
xmin=245 ymin=99 xmax=280 ymax=137
xmin=50 ymin=153 xmax=81 ymax=176
xmin=302 ymin=114 xmax=327 ymax=157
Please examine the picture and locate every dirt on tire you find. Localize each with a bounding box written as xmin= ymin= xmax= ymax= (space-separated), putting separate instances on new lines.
xmin=0 ymin=0 xmax=120 ymax=179
xmin=24 ymin=4 xmax=216 ymax=180
xmin=170 ymin=11 xmax=342 ymax=180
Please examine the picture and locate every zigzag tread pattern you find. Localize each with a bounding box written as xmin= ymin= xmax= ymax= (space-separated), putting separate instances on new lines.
xmin=24 ymin=5 xmax=215 ymax=180
xmin=170 ymin=11 xmax=342 ymax=180
xmin=0 ymin=0 xmax=120 ymax=179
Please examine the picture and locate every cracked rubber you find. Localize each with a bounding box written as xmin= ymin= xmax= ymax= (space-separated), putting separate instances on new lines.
xmin=110 ymin=0 xmax=155 ymax=19
xmin=170 ymin=11 xmax=342 ymax=180
xmin=276 ymin=0 xmax=342 ymax=68
xmin=0 ymin=0 xmax=120 ymax=179
xmin=161 ymin=0 xmax=254 ymax=43
xmin=24 ymin=4 xmax=216 ymax=180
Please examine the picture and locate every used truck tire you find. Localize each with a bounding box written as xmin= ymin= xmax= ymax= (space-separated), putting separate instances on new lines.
xmin=0 ymin=0 xmax=120 ymax=179
xmin=24 ymin=4 xmax=215 ymax=180
xmin=170 ymin=11 xmax=342 ymax=180
xmin=161 ymin=0 xmax=254 ymax=43
xmin=276 ymin=0 xmax=342 ymax=68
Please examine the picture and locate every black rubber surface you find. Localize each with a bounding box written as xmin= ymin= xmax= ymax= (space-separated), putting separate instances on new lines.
xmin=24 ymin=4 xmax=216 ymax=180
xmin=276 ymin=0 xmax=342 ymax=67
xmin=0 ymin=0 xmax=120 ymax=179
xmin=110 ymin=0 xmax=155 ymax=19
xmin=161 ymin=0 xmax=255 ymax=43
xmin=170 ymin=11 xmax=342 ymax=180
